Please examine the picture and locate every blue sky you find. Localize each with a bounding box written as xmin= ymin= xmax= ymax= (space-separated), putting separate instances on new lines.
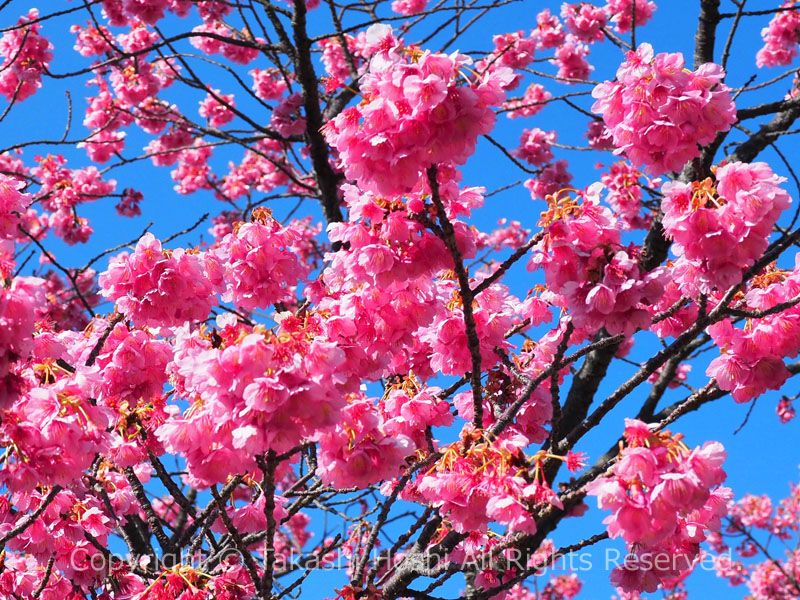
xmin=3 ymin=0 xmax=800 ymax=598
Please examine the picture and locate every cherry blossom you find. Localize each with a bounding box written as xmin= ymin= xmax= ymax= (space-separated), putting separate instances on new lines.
xmin=592 ymin=43 xmax=736 ymax=175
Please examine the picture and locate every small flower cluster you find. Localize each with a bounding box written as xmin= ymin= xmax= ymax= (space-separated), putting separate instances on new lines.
xmin=513 ymin=128 xmax=556 ymax=166
xmin=647 ymin=275 xmax=699 ymax=339
xmin=379 ymin=376 xmax=453 ymax=450
xmin=218 ymin=140 xmax=290 ymax=200
xmin=99 ymin=233 xmax=217 ymax=329
xmin=206 ymin=208 xmax=309 ymax=311
xmin=318 ymin=33 xmax=367 ymax=83
xmin=250 ymin=67 xmax=288 ymax=100
xmin=0 ymin=10 xmax=53 ymax=102
xmin=189 ymin=21 xmax=261 ymax=64
xmin=415 ymin=427 xmax=575 ymax=534
xmin=529 ymin=185 xmax=666 ymax=336
xmin=311 ymin=177 xmax=480 ymax=379
xmin=600 ymin=161 xmax=657 ymax=230
xmin=0 ymin=380 xmax=114 ymax=491
xmin=661 ymin=162 xmax=791 ymax=296
xmin=503 ymin=83 xmax=551 ymax=119
xmin=158 ymin=312 xmax=352 ymax=487
xmin=605 ymin=0 xmax=657 ymax=33
xmin=706 ymin=260 xmax=800 ymax=404
xmin=756 ymin=1 xmax=800 ymax=68
xmin=419 ymin=277 xmax=517 ymax=376
xmin=552 ymin=36 xmax=593 ymax=82
xmin=525 ymin=160 xmax=573 ymax=200
xmin=92 ymin=321 xmax=172 ymax=408
xmin=587 ymin=419 xmax=730 ymax=593
xmin=0 ymin=278 xmax=43 ymax=408
xmin=592 ymin=43 xmax=736 ymax=176
xmin=713 ymin=475 xmax=800 ymax=598
xmin=323 ymin=24 xmax=512 ymax=196
xmin=0 ymin=176 xmax=29 ymax=252
xmin=33 ymin=269 xmax=99 ymax=332
xmin=391 ymin=0 xmax=427 ymax=16
xmin=777 ymin=395 xmax=796 ymax=423
xmin=317 ymin=394 xmax=412 ymax=489
xmin=475 ymin=31 xmax=537 ymax=89
xmin=532 ymin=8 xmax=566 ymax=49
xmin=199 ymin=88 xmax=236 ymax=127
xmin=481 ymin=218 xmax=531 ymax=252
xmin=585 ymin=118 xmax=615 ymax=150
xmin=561 ymin=3 xmax=608 ymax=43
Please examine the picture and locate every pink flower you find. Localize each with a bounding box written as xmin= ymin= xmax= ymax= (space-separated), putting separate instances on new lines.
xmin=513 ymin=128 xmax=556 ymax=166
xmin=323 ymin=27 xmax=511 ymax=196
xmin=0 ymin=176 xmax=29 ymax=241
xmin=206 ymin=208 xmax=310 ymax=311
xmin=592 ymin=43 xmax=736 ymax=175
xmin=532 ymin=9 xmax=566 ymax=49
xmin=588 ymin=422 xmax=728 ymax=593
xmin=525 ymin=160 xmax=573 ymax=200
xmin=756 ymin=1 xmax=800 ymax=67
xmin=250 ymin=68 xmax=288 ymax=100
xmin=528 ymin=185 xmax=666 ymax=336
xmin=391 ymin=0 xmax=427 ymax=15
xmin=0 ymin=10 xmax=52 ymax=102
xmin=99 ymin=233 xmax=217 ymax=328
xmin=662 ymin=162 xmax=790 ymax=296
xmin=317 ymin=395 xmax=411 ymax=489
xmin=562 ymin=3 xmax=608 ymax=43
xmin=552 ymin=35 xmax=593 ymax=81
xmin=198 ymin=89 xmax=236 ymax=127
xmin=605 ymin=0 xmax=657 ymax=33
xmin=503 ymin=83 xmax=551 ymax=119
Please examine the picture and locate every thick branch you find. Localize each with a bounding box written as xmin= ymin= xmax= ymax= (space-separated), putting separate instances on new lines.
xmin=427 ymin=166 xmax=484 ymax=427
xmin=693 ymin=0 xmax=721 ymax=69
xmin=727 ymin=95 xmax=800 ymax=163
xmin=291 ymin=0 xmax=344 ymax=223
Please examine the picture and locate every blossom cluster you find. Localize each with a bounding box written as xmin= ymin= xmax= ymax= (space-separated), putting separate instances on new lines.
xmin=316 ymin=394 xmax=412 ymax=489
xmin=706 ymin=259 xmax=800 ymax=404
xmin=756 ymin=1 xmax=800 ymax=68
xmin=323 ymin=24 xmax=512 ymax=196
xmin=592 ymin=43 xmax=736 ymax=175
xmin=414 ymin=427 xmax=566 ymax=534
xmin=587 ymin=419 xmax=729 ymax=593
xmin=309 ymin=174 xmax=485 ymax=379
xmin=605 ymin=0 xmax=657 ymax=33
xmin=99 ymin=233 xmax=217 ymax=329
xmin=600 ymin=161 xmax=657 ymax=230
xmin=0 ymin=10 xmax=53 ymax=102
xmin=32 ymin=154 xmax=117 ymax=245
xmin=158 ymin=312 xmax=353 ymax=487
xmin=661 ymin=161 xmax=791 ymax=296
xmin=529 ymin=184 xmax=666 ymax=336
xmin=206 ymin=208 xmax=309 ymax=311
xmin=0 ymin=278 xmax=43 ymax=409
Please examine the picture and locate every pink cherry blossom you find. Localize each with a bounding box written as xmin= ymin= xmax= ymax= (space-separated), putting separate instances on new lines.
xmin=592 ymin=43 xmax=736 ymax=175
xmin=99 ymin=232 xmax=217 ymax=328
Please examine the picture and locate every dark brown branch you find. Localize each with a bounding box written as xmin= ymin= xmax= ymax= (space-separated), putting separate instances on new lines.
xmin=211 ymin=485 xmax=264 ymax=595
xmin=0 ymin=486 xmax=61 ymax=552
xmin=291 ymin=0 xmax=344 ymax=224
xmin=258 ymin=451 xmax=279 ymax=598
xmin=427 ymin=166 xmax=484 ymax=428
xmin=694 ymin=0 xmax=721 ymax=69
xmin=728 ymin=96 xmax=800 ymax=163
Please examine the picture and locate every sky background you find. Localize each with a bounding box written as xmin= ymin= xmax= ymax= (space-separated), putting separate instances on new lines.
xmin=2 ymin=0 xmax=799 ymax=598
